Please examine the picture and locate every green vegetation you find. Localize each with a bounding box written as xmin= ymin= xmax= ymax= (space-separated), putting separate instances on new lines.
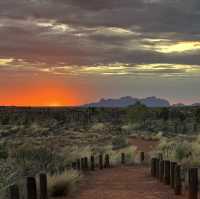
xmin=48 ymin=170 xmax=81 ymax=197
xmin=0 ymin=105 xmax=200 ymax=197
xmin=112 ymin=135 xmax=129 ymax=149
xmin=154 ymin=135 xmax=200 ymax=167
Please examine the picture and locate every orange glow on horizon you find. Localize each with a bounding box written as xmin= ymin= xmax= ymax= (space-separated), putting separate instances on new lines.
xmin=0 ymin=89 xmax=81 ymax=107
xmin=0 ymin=79 xmax=84 ymax=107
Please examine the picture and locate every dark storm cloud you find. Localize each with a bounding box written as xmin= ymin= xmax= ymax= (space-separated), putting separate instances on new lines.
xmin=0 ymin=0 xmax=200 ymax=72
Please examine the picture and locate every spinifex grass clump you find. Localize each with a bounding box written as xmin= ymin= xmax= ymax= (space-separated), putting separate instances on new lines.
xmin=48 ymin=170 xmax=81 ymax=197
xmin=112 ymin=135 xmax=129 ymax=150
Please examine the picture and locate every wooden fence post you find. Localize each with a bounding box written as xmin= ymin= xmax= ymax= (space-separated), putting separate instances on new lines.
xmin=174 ymin=165 xmax=182 ymax=195
xmin=40 ymin=173 xmax=48 ymax=199
xmin=140 ymin=152 xmax=145 ymax=163
xmin=81 ymin=158 xmax=85 ymax=170
xmin=77 ymin=159 xmax=81 ymax=170
xmin=84 ymin=157 xmax=89 ymax=170
xmin=156 ymin=158 xmax=160 ymax=178
xmin=27 ymin=177 xmax=37 ymax=199
xmin=10 ymin=184 xmax=20 ymax=199
xmin=151 ymin=158 xmax=156 ymax=177
xmin=188 ymin=168 xmax=198 ymax=199
xmin=91 ymin=156 xmax=95 ymax=171
xmin=159 ymin=160 xmax=164 ymax=182
xmin=121 ymin=153 xmax=125 ymax=164
xmin=158 ymin=153 xmax=163 ymax=161
xmin=104 ymin=154 xmax=110 ymax=168
xmin=164 ymin=160 xmax=170 ymax=185
xmin=72 ymin=162 xmax=77 ymax=169
xmin=99 ymin=154 xmax=103 ymax=170
xmin=170 ymin=162 xmax=177 ymax=189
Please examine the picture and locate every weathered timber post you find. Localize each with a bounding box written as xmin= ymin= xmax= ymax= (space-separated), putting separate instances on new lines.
xmin=151 ymin=158 xmax=156 ymax=177
xmin=27 ymin=177 xmax=37 ymax=199
xmin=188 ymin=168 xmax=198 ymax=199
xmin=174 ymin=165 xmax=182 ymax=195
xmin=164 ymin=160 xmax=171 ymax=185
xmin=72 ymin=162 xmax=77 ymax=169
xmin=156 ymin=158 xmax=160 ymax=178
xmin=170 ymin=162 xmax=177 ymax=189
xmin=40 ymin=173 xmax=48 ymax=199
xmin=84 ymin=157 xmax=89 ymax=170
xmin=10 ymin=184 xmax=20 ymax=199
xmin=99 ymin=154 xmax=103 ymax=170
xmin=121 ymin=153 xmax=125 ymax=164
xmin=81 ymin=158 xmax=85 ymax=170
xmin=91 ymin=156 xmax=95 ymax=171
xmin=104 ymin=154 xmax=110 ymax=168
xmin=159 ymin=160 xmax=164 ymax=182
xmin=140 ymin=152 xmax=145 ymax=163
xmin=158 ymin=153 xmax=163 ymax=161
xmin=77 ymin=159 xmax=81 ymax=170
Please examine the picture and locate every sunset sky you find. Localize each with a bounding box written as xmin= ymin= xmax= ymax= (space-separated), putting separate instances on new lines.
xmin=0 ymin=0 xmax=200 ymax=106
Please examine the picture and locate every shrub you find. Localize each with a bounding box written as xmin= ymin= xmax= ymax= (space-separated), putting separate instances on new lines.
xmin=0 ymin=143 xmax=8 ymax=160
xmin=110 ymin=145 xmax=137 ymax=166
xmin=48 ymin=170 xmax=81 ymax=197
xmin=112 ymin=135 xmax=128 ymax=149
xmin=175 ymin=141 xmax=192 ymax=161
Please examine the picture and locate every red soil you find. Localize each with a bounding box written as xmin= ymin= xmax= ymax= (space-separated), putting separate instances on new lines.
xmin=66 ymin=138 xmax=187 ymax=199
xmin=68 ymin=166 xmax=186 ymax=199
xmin=129 ymin=137 xmax=158 ymax=153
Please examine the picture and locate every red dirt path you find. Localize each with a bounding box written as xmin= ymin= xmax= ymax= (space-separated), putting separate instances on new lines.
xmin=129 ymin=137 xmax=158 ymax=153
xmin=66 ymin=138 xmax=187 ymax=199
xmin=68 ymin=166 xmax=186 ymax=199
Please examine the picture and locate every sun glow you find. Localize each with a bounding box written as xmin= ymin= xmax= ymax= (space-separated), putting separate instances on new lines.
xmin=0 ymin=58 xmax=14 ymax=65
xmin=0 ymin=78 xmax=83 ymax=107
xmin=157 ymin=41 xmax=200 ymax=53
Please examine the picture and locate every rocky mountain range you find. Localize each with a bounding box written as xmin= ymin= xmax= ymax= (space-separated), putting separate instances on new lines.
xmin=84 ymin=96 xmax=171 ymax=108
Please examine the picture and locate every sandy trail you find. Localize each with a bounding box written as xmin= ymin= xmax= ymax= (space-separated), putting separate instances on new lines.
xmin=66 ymin=138 xmax=186 ymax=199
xmin=68 ymin=166 xmax=185 ymax=199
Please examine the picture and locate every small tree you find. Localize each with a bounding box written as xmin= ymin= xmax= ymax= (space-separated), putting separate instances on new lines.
xmin=112 ymin=135 xmax=128 ymax=150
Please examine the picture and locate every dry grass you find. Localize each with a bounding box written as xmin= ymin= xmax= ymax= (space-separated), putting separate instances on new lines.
xmin=48 ymin=170 xmax=81 ymax=197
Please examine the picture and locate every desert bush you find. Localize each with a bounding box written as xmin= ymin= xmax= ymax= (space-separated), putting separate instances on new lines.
xmin=112 ymin=135 xmax=129 ymax=150
xmin=11 ymin=143 xmax=66 ymax=176
xmin=0 ymin=143 xmax=8 ymax=160
xmin=48 ymin=170 xmax=81 ymax=197
xmin=90 ymin=123 xmax=106 ymax=131
xmin=150 ymin=132 xmax=163 ymax=141
xmin=104 ymin=145 xmax=137 ymax=166
xmin=175 ymin=141 xmax=192 ymax=161
xmin=155 ymin=137 xmax=193 ymax=165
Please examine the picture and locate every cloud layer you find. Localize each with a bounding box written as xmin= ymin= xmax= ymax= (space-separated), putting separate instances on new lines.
xmin=1 ymin=0 xmax=200 ymax=105
xmin=0 ymin=0 xmax=200 ymax=75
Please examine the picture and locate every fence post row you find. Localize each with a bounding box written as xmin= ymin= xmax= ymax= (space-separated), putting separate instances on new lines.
xmin=188 ymin=168 xmax=198 ymax=199
xmin=27 ymin=177 xmax=37 ymax=199
xmin=10 ymin=184 xmax=20 ymax=199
